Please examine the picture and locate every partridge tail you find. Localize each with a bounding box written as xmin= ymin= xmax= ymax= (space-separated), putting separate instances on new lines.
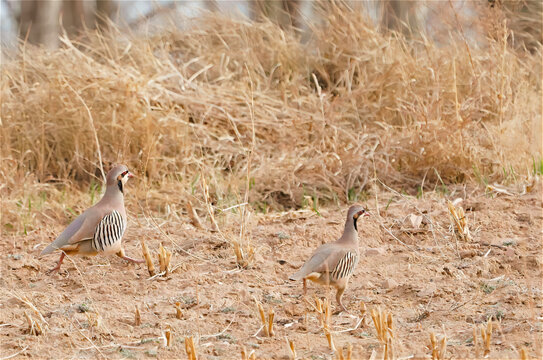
xmin=40 ymin=243 xmax=58 ymax=256
xmin=289 ymin=268 xmax=311 ymax=281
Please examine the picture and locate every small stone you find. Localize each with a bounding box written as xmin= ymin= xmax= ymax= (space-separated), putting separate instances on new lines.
xmin=381 ymin=279 xmax=398 ymax=289
xmin=460 ymin=250 xmax=477 ymax=258
xmin=504 ymin=248 xmax=516 ymax=258
xmin=276 ymin=232 xmax=290 ymax=240
xmin=365 ymin=248 xmax=385 ymax=256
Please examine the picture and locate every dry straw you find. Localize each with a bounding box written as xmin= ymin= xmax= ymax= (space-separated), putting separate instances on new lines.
xmin=2 ymin=2 xmax=540 ymax=234
xmin=429 ymin=332 xmax=447 ymax=360
xmin=324 ymin=327 xmax=337 ymax=352
xmin=335 ymin=343 xmax=353 ymax=360
xmin=371 ymin=307 xmax=394 ymax=360
xmin=24 ymin=311 xmax=44 ymax=336
xmin=241 ymin=346 xmax=247 ymax=360
xmin=164 ymin=325 xmax=173 ymax=347
xmin=472 ymin=317 xmax=493 ymax=358
xmin=241 ymin=346 xmax=257 ymax=360
xmin=141 ymin=240 xmax=155 ymax=277
xmin=157 ymin=242 xmax=172 ymax=275
xmin=255 ymin=301 xmax=275 ymax=337
xmin=185 ymin=336 xmax=197 ymax=360
xmin=311 ymin=296 xmax=331 ymax=329
xmin=480 ymin=318 xmax=493 ymax=356
xmin=134 ymin=306 xmax=141 ymax=326
xmin=175 ymin=302 xmax=183 ymax=319
xmin=447 ymin=200 xmax=472 ymax=241
xmin=371 ymin=307 xmax=394 ymax=343
xmin=360 ymin=301 xmax=368 ymax=326
xmin=186 ymin=201 xmax=203 ymax=229
xmin=286 ymin=338 xmax=296 ymax=360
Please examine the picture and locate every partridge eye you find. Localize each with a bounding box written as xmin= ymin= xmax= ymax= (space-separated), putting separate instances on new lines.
xmin=121 ymin=170 xmax=129 ymax=177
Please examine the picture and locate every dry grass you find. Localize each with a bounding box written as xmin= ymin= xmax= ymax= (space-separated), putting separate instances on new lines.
xmin=371 ymin=306 xmax=394 ymax=359
xmin=1 ymin=3 xmax=541 ymax=237
xmin=429 ymin=332 xmax=447 ymax=360
xmin=447 ymin=199 xmax=472 ymax=242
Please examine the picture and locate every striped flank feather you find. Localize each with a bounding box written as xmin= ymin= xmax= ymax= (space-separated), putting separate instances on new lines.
xmin=330 ymin=252 xmax=358 ymax=281
xmin=92 ymin=210 xmax=126 ymax=252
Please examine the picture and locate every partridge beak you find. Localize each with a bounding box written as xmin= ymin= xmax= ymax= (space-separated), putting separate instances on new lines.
xmin=127 ymin=172 xmax=135 ymax=178
xmin=354 ymin=210 xmax=369 ymax=219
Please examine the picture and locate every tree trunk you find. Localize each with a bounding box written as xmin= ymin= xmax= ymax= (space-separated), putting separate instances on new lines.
xmin=96 ymin=0 xmax=117 ymax=29
xmin=19 ymin=0 xmax=62 ymax=48
xmin=62 ymin=0 xmax=85 ymax=35
xmin=381 ymin=0 xmax=420 ymax=36
xmin=281 ymin=0 xmax=301 ymax=29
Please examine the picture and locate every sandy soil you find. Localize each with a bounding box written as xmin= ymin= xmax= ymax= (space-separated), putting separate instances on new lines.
xmin=1 ymin=187 xmax=541 ymax=359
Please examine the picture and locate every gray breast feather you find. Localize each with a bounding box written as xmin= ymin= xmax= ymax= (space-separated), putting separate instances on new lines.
xmin=92 ymin=210 xmax=126 ymax=252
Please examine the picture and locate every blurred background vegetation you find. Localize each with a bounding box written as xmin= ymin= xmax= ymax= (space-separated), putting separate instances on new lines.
xmin=2 ymin=1 xmax=540 ymax=50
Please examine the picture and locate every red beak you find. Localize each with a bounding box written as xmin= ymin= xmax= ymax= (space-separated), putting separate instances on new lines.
xmin=127 ymin=172 xmax=135 ymax=178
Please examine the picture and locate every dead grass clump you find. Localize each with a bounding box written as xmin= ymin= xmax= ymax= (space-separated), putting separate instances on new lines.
xmin=334 ymin=343 xmax=353 ymax=360
xmin=429 ymin=332 xmax=447 ymax=360
xmin=233 ymin=240 xmax=255 ymax=269
xmin=24 ymin=311 xmax=44 ymax=336
xmin=480 ymin=318 xmax=493 ymax=356
xmin=371 ymin=307 xmax=394 ymax=360
xmin=157 ymin=243 xmax=172 ymax=275
xmin=472 ymin=317 xmax=494 ymax=358
xmin=240 ymin=345 xmax=257 ymax=360
xmin=447 ymin=200 xmax=472 ymax=241
xmin=140 ymin=240 xmax=172 ymax=277
xmin=13 ymin=293 xmax=48 ymax=336
xmin=255 ymin=301 xmax=275 ymax=337
xmin=141 ymin=240 xmax=155 ymax=277
xmin=313 ymin=297 xmax=332 ymax=330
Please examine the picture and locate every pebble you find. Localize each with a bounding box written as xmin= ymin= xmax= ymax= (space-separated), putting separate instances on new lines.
xmin=504 ymin=248 xmax=516 ymax=258
xmin=381 ymin=278 xmax=398 ymax=289
xmin=365 ymin=248 xmax=385 ymax=256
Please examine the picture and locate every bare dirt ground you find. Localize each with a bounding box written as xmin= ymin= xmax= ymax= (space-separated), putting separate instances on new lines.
xmin=1 ymin=187 xmax=541 ymax=359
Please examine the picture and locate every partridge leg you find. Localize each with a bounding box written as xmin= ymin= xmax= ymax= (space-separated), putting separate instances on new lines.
xmin=336 ymin=286 xmax=347 ymax=312
xmin=47 ymin=252 xmax=66 ymax=274
xmin=116 ymin=250 xmax=145 ymax=264
xmin=303 ymin=278 xmax=307 ymax=295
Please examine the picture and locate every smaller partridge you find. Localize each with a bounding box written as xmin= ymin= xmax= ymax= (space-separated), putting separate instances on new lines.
xmin=289 ymin=205 xmax=369 ymax=311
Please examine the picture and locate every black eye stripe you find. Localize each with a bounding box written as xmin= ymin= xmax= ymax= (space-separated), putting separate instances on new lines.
xmin=121 ymin=170 xmax=129 ymax=177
